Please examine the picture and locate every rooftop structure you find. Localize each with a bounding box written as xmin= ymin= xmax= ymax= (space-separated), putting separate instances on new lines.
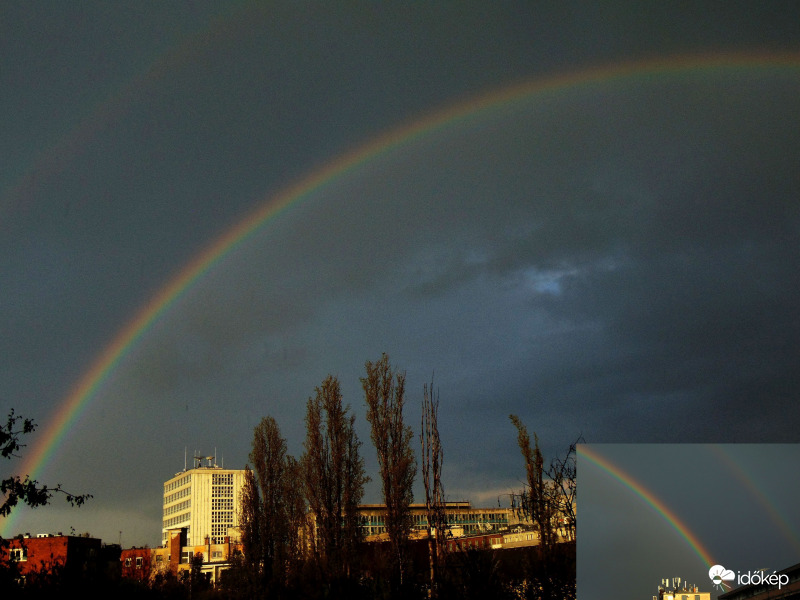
xmin=651 ymin=576 xmax=710 ymax=600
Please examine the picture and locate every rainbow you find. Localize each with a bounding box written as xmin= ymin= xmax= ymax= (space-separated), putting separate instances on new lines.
xmin=709 ymin=445 xmax=800 ymax=556
xmin=3 ymin=52 xmax=799 ymax=537
xmin=579 ymin=445 xmax=715 ymax=568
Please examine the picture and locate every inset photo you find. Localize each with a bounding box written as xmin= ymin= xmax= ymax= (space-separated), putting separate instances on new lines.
xmin=578 ymin=444 xmax=800 ymax=600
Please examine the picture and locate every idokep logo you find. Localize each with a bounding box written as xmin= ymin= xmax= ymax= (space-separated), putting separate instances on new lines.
xmin=708 ymin=565 xmax=735 ymax=590
xmin=708 ymin=565 xmax=790 ymax=591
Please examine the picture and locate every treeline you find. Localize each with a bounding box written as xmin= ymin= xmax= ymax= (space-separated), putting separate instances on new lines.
xmin=0 ymin=354 xmax=577 ymax=600
xmin=214 ymin=352 xmax=577 ymax=600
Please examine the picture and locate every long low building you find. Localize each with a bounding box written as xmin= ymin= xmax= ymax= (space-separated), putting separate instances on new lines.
xmin=359 ymin=501 xmax=528 ymax=540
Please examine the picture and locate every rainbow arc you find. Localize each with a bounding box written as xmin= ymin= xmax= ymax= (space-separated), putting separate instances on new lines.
xmin=3 ymin=51 xmax=799 ymax=537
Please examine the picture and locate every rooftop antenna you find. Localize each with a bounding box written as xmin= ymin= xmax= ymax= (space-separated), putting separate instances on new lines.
xmin=184 ymin=447 xmax=187 ymax=471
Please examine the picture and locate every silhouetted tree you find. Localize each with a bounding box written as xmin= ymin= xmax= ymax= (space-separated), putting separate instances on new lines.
xmin=508 ymin=416 xmax=578 ymax=600
xmin=421 ymin=375 xmax=447 ymax=598
xmin=302 ymin=375 xmax=368 ymax=585
xmin=1 ymin=410 xmax=92 ymax=518
xmin=237 ymin=465 xmax=262 ymax=590
xmin=283 ymin=455 xmax=307 ymax=566
xmin=250 ymin=416 xmax=288 ymax=590
xmin=509 ymin=415 xmax=553 ymax=548
xmin=242 ymin=416 xmax=306 ymax=596
xmin=546 ymin=437 xmax=581 ymax=542
xmin=362 ymin=353 xmax=416 ymax=589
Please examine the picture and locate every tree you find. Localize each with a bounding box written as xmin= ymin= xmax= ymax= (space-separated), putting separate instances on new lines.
xmin=1 ymin=410 xmax=92 ymax=519
xmin=301 ymin=375 xmax=367 ymax=583
xmin=546 ymin=437 xmax=581 ymax=542
xmin=420 ymin=375 xmax=447 ymax=598
xmin=250 ymin=416 xmax=289 ymax=589
xmin=243 ymin=416 xmax=306 ymax=594
xmin=508 ymin=416 xmax=578 ymax=600
xmin=283 ymin=455 xmax=307 ymax=572
xmin=361 ymin=353 xmax=416 ymax=587
xmin=237 ymin=465 xmax=262 ymax=587
xmin=509 ymin=415 xmax=553 ymax=548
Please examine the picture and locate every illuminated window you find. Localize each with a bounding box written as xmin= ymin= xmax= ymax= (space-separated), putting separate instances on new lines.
xmin=10 ymin=548 xmax=27 ymax=562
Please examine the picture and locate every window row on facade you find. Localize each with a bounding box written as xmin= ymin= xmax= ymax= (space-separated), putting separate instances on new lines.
xmin=164 ymin=499 xmax=191 ymax=517
xmin=165 ymin=474 xmax=191 ymax=493
xmin=164 ymin=512 xmax=190 ymax=529
xmin=164 ymin=486 xmax=192 ymax=505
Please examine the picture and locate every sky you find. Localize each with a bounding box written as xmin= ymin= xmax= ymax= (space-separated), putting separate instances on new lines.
xmin=1 ymin=3 xmax=799 ymax=550
xmin=578 ymin=444 xmax=800 ymax=599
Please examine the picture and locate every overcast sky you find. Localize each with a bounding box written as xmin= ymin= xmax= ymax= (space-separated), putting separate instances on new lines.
xmin=2 ymin=3 xmax=799 ymax=549
xmin=578 ymin=444 xmax=800 ymax=599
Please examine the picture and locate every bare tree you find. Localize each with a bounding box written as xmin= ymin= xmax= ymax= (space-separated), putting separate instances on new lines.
xmin=249 ymin=416 xmax=291 ymax=589
xmin=546 ymin=436 xmax=581 ymax=542
xmin=238 ymin=465 xmax=261 ymax=575
xmin=362 ymin=353 xmax=416 ymax=586
xmin=283 ymin=455 xmax=307 ymax=565
xmin=302 ymin=375 xmax=367 ymax=581
xmin=421 ymin=375 xmax=447 ymax=598
xmin=509 ymin=414 xmax=554 ymax=548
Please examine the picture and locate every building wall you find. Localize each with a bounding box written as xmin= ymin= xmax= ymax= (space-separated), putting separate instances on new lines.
xmin=2 ymin=534 xmax=102 ymax=578
xmin=358 ymin=502 xmax=525 ymax=540
xmin=120 ymin=534 xmax=241 ymax=587
xmin=162 ymin=462 xmax=245 ymax=547
xmin=120 ymin=546 xmax=152 ymax=581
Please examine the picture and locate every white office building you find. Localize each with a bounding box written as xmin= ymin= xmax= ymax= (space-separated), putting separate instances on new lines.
xmin=162 ymin=455 xmax=246 ymax=547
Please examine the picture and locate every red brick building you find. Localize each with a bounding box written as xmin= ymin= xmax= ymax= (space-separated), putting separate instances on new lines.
xmin=1 ymin=533 xmax=102 ymax=580
xmin=120 ymin=546 xmax=153 ymax=582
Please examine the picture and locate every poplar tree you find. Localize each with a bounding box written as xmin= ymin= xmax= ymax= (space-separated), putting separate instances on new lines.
xmin=421 ymin=376 xmax=446 ymax=597
xmin=509 ymin=414 xmax=554 ymax=548
xmin=302 ymin=375 xmax=367 ymax=582
xmin=362 ymin=353 xmax=417 ymax=587
xmin=240 ymin=416 xmax=305 ymax=594
xmin=249 ymin=416 xmax=290 ymax=589
xmin=238 ymin=465 xmax=261 ymax=576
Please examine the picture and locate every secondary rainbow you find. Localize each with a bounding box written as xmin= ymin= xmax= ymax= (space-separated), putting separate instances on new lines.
xmin=3 ymin=52 xmax=799 ymax=537
xmin=709 ymin=445 xmax=800 ymax=556
xmin=579 ymin=445 xmax=715 ymax=567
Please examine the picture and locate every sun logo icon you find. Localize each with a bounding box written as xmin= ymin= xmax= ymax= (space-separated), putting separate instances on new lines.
xmin=709 ymin=565 xmax=735 ymax=590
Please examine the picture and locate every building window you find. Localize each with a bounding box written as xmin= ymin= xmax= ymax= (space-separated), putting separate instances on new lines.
xmin=136 ymin=557 xmax=143 ymax=569
xmin=10 ymin=548 xmax=27 ymax=562
xmin=125 ymin=558 xmax=132 ymax=567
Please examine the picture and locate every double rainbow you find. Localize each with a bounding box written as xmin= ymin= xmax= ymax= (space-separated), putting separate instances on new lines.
xmin=3 ymin=52 xmax=799 ymax=537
